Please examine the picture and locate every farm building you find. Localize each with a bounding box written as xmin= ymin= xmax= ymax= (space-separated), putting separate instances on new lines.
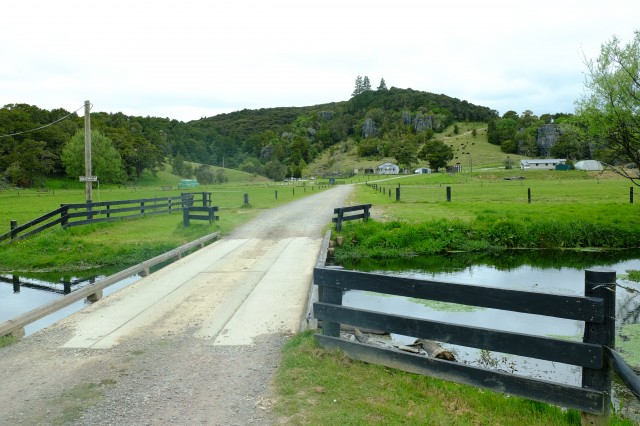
xmin=377 ymin=162 xmax=400 ymax=175
xmin=414 ymin=167 xmax=432 ymax=174
xmin=574 ymin=160 xmax=604 ymax=171
xmin=519 ymin=159 xmax=566 ymax=170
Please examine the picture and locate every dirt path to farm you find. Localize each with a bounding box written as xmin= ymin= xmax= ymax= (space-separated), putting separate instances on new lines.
xmin=0 ymin=185 xmax=353 ymax=425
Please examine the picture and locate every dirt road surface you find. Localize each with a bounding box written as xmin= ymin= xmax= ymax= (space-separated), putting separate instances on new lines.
xmin=0 ymin=185 xmax=353 ymax=425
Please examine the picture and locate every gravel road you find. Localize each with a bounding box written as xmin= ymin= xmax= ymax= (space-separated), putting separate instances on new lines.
xmin=0 ymin=184 xmax=353 ymax=426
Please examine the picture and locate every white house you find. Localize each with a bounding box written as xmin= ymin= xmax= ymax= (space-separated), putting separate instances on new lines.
xmin=520 ymin=159 xmax=566 ymax=170
xmin=414 ymin=167 xmax=432 ymax=174
xmin=377 ymin=162 xmax=400 ymax=175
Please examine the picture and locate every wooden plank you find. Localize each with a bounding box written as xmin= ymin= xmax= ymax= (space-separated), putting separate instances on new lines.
xmin=314 ymin=267 xmax=603 ymax=323
xmin=315 ymin=335 xmax=605 ymax=415
xmin=333 ymin=204 xmax=372 ymax=214
xmin=313 ymin=303 xmax=602 ymax=368
xmin=12 ymin=217 xmax=64 ymax=241
xmin=0 ymin=231 xmax=220 ymax=337
xmin=8 ymin=206 xmax=66 ymax=234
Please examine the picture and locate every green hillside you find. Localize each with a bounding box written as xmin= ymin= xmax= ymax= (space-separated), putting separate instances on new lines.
xmin=0 ymin=88 xmax=498 ymax=187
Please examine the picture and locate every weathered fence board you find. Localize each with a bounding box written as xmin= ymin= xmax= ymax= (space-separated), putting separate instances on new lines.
xmin=313 ymin=268 xmax=603 ymax=322
xmin=332 ymin=204 xmax=371 ymax=231
xmin=313 ymin=302 xmax=602 ymax=368
xmin=316 ymin=334 xmax=605 ymax=414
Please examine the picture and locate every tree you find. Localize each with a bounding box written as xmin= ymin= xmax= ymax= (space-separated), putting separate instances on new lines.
xmin=3 ymin=138 xmax=56 ymax=187
xmin=172 ymin=155 xmax=185 ymax=177
xmin=61 ymin=130 xmax=126 ymax=184
xmin=362 ymin=76 xmax=371 ymax=91
xmin=576 ymin=30 xmax=640 ymax=184
xmin=352 ymin=76 xmax=364 ymax=97
xmin=195 ymin=164 xmax=214 ymax=184
xmin=377 ymin=78 xmax=387 ymax=90
xmin=392 ymin=136 xmax=418 ymax=170
xmin=264 ymin=159 xmax=287 ymax=181
xmin=418 ymin=140 xmax=454 ymax=172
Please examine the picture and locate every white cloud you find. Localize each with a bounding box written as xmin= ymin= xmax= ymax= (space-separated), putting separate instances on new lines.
xmin=1 ymin=0 xmax=638 ymax=120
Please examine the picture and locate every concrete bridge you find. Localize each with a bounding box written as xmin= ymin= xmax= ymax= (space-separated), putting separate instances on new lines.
xmin=0 ymin=184 xmax=353 ymax=425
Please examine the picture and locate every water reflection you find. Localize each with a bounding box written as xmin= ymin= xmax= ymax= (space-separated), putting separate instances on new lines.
xmin=0 ymin=274 xmax=99 ymax=295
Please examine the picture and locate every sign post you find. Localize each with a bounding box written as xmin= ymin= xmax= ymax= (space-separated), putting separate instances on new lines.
xmin=84 ymin=100 xmax=92 ymax=203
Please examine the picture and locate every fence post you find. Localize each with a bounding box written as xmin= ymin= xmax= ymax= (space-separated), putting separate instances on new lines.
xmin=10 ymin=220 xmax=17 ymax=240
xmin=335 ymin=208 xmax=344 ymax=232
xmin=630 ymin=187 xmax=634 ymax=204
xmin=183 ymin=206 xmax=190 ymax=227
xmin=141 ymin=201 xmax=145 ymax=215
xmin=581 ymin=269 xmax=616 ymax=425
xmin=396 ymin=187 xmax=400 ymax=201
xmin=275 ymin=190 xmax=278 ymax=200
xmin=528 ymin=188 xmax=532 ymax=204
xmin=320 ymin=281 xmax=343 ymax=338
xmin=446 ymin=186 xmax=451 ymax=202
xmin=244 ymin=193 xmax=249 ymax=206
xmin=61 ymin=205 xmax=69 ymax=227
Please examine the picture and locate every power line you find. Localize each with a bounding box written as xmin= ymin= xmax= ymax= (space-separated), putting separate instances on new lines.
xmin=0 ymin=104 xmax=87 ymax=139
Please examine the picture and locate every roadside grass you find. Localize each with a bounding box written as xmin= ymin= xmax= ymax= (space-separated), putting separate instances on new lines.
xmin=47 ymin=380 xmax=116 ymax=425
xmin=0 ymin=334 xmax=18 ymax=348
xmin=274 ymin=331 xmax=633 ymax=425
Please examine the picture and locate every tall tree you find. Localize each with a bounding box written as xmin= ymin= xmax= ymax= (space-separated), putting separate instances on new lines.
xmin=377 ymin=78 xmax=387 ymax=90
xmin=61 ymin=130 xmax=126 ymax=184
xmin=352 ymin=75 xmax=364 ymax=97
xmin=576 ymin=30 xmax=640 ymax=184
xmin=362 ymin=76 xmax=372 ymax=91
xmin=418 ymin=140 xmax=454 ymax=172
xmin=392 ymin=136 xmax=418 ymax=170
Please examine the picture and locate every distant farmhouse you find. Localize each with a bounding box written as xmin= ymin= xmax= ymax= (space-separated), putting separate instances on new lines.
xmin=377 ymin=162 xmax=400 ymax=174
xmin=519 ymin=159 xmax=566 ymax=170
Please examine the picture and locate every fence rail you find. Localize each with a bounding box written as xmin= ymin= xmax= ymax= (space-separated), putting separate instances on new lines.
xmin=0 ymin=192 xmax=212 ymax=243
xmin=332 ymin=204 xmax=371 ymax=231
xmin=0 ymin=231 xmax=220 ymax=338
xmin=313 ymin=266 xmax=640 ymax=421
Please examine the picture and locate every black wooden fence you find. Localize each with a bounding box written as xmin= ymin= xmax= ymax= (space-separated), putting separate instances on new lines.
xmin=0 ymin=192 xmax=213 ymax=243
xmin=313 ymin=267 xmax=640 ymax=421
xmin=332 ymin=204 xmax=371 ymax=231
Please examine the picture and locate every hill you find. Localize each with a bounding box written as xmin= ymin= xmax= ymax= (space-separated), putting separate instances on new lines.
xmin=0 ymin=88 xmax=497 ymax=187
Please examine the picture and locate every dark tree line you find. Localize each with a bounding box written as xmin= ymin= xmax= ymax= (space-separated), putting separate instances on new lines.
xmin=0 ymin=87 xmax=498 ymax=187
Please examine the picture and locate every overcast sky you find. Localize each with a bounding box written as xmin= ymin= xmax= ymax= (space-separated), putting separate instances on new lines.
xmin=1 ymin=1 xmax=638 ymax=122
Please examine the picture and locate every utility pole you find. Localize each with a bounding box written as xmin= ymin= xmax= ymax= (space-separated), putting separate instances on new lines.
xmin=84 ymin=100 xmax=92 ymax=203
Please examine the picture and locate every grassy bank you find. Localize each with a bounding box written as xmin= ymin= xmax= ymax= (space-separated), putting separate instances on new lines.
xmin=274 ymin=332 xmax=632 ymax=425
xmin=333 ymin=170 xmax=640 ymax=262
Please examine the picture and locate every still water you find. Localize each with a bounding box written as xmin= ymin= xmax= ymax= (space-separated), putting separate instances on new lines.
xmin=0 ymin=273 xmax=141 ymax=336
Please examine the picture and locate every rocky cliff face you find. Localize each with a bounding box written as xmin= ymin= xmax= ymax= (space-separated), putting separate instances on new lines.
xmin=536 ymin=124 xmax=563 ymax=156
xmin=363 ymin=118 xmax=377 ymax=138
